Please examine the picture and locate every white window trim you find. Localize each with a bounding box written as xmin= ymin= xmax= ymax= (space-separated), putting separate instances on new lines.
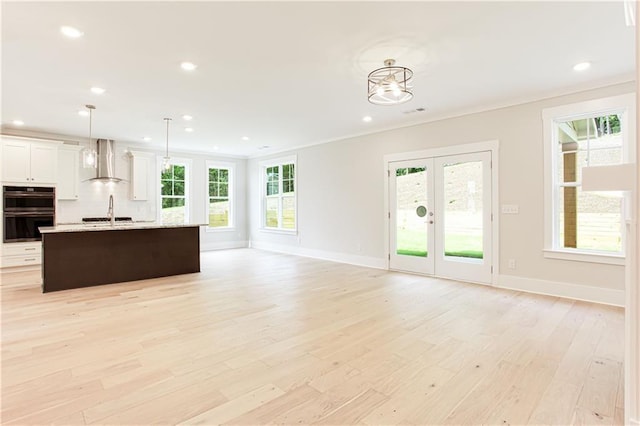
xmin=259 ymin=154 xmax=297 ymax=234
xmin=205 ymin=160 xmax=235 ymax=232
xmin=542 ymin=93 xmax=636 ymax=264
xmin=156 ymin=156 xmax=192 ymax=224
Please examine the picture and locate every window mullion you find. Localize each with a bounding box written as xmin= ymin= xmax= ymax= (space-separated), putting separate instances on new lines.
xmin=278 ymin=165 xmax=284 ymax=229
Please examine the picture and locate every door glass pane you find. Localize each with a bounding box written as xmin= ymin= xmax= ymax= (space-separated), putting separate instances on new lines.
xmin=443 ymin=161 xmax=483 ymax=259
xmin=395 ymin=167 xmax=428 ymax=257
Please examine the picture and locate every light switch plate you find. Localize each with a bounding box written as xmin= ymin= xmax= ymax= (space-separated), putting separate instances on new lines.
xmin=502 ymin=204 xmax=519 ymax=214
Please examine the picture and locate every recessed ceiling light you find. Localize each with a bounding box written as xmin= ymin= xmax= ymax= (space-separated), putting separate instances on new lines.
xmin=573 ymin=62 xmax=591 ymax=71
xmin=213 ymin=146 xmax=219 ymax=151
xmin=143 ymin=136 xmax=151 ymax=142
xmin=182 ymin=115 xmax=193 ymax=121
xmin=12 ymin=120 xmax=24 ymax=126
xmin=78 ymin=110 xmax=89 ymax=117
xmin=60 ymin=26 xmax=83 ymax=38
xmin=181 ymin=62 xmax=197 ymax=71
xmin=185 ymin=127 xmax=194 ymax=132
xmin=363 ymin=116 xmax=372 ymax=122
xmin=241 ymin=136 xmax=250 ymax=141
xmin=90 ymin=87 xmax=106 ymax=94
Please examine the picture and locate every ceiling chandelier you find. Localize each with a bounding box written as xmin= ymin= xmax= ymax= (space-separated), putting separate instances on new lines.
xmin=82 ymin=104 xmax=97 ymax=168
xmin=367 ymin=59 xmax=413 ymax=105
xmin=163 ymin=117 xmax=172 ymax=171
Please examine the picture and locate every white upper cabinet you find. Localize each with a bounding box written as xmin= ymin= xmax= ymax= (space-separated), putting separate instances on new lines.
xmin=128 ymin=151 xmax=152 ymax=201
xmin=2 ymin=140 xmax=30 ymax=182
xmin=30 ymin=143 xmax=58 ymax=183
xmin=57 ymin=145 xmax=81 ymax=200
xmin=1 ymin=137 xmax=60 ymax=184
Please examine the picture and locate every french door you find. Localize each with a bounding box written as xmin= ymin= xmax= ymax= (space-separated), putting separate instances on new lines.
xmin=389 ymin=151 xmax=493 ymax=284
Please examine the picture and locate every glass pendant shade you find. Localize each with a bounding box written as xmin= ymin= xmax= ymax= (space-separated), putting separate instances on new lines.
xmin=368 ymin=59 xmax=414 ymax=105
xmin=82 ymin=148 xmax=97 ymax=168
xmin=82 ymin=105 xmax=97 ymax=169
xmin=163 ymin=117 xmax=172 ymax=171
xmin=162 ymin=156 xmax=171 ymax=171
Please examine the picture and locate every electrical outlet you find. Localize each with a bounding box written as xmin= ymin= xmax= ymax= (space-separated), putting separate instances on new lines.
xmin=502 ymin=204 xmax=519 ymax=214
xmin=507 ymin=259 xmax=516 ymax=269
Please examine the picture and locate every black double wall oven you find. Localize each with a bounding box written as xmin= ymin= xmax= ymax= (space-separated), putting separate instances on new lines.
xmin=3 ymin=186 xmax=55 ymax=243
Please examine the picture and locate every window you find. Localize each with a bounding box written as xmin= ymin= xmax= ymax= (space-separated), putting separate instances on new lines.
xmin=543 ymin=94 xmax=635 ymax=263
xmin=261 ymin=156 xmax=296 ymax=231
xmin=160 ymin=161 xmax=189 ymax=224
xmin=207 ymin=162 xmax=233 ymax=229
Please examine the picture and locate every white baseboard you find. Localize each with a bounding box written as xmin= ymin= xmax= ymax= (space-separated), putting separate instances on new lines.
xmin=497 ymin=274 xmax=625 ymax=307
xmin=200 ymin=240 xmax=249 ymax=251
xmin=247 ymin=242 xmax=623 ymax=306
xmin=250 ymin=241 xmax=386 ymax=270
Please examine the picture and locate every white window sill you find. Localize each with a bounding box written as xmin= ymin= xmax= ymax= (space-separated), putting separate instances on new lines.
xmin=205 ymin=226 xmax=236 ymax=233
xmin=260 ymin=227 xmax=297 ymax=236
xmin=543 ymin=249 xmax=625 ymax=265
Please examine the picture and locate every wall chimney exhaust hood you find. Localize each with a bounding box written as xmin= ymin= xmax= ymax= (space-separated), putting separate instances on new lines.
xmin=88 ymin=139 xmax=124 ymax=183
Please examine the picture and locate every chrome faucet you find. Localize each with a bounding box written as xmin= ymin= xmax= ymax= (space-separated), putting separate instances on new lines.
xmin=107 ymin=194 xmax=115 ymax=226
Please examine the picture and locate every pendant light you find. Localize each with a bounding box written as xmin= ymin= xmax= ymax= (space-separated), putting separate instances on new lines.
xmin=163 ymin=117 xmax=172 ymax=171
xmin=367 ymin=59 xmax=414 ymax=105
xmin=82 ymin=105 xmax=97 ymax=168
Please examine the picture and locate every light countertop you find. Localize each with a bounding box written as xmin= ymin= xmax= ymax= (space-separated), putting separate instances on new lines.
xmin=39 ymin=222 xmax=206 ymax=234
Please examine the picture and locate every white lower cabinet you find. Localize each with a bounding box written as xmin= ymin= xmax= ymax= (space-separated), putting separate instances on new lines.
xmin=1 ymin=242 xmax=41 ymax=268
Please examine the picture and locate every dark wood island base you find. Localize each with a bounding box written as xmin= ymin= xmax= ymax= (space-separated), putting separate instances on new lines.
xmin=41 ymin=226 xmax=201 ymax=292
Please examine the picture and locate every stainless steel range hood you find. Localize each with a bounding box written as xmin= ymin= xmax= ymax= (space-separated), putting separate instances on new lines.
xmin=89 ymin=139 xmax=124 ymax=183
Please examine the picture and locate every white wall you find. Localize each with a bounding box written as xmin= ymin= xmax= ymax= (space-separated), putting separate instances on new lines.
xmin=248 ymin=82 xmax=635 ymax=302
xmin=57 ymin=143 xmax=155 ymax=223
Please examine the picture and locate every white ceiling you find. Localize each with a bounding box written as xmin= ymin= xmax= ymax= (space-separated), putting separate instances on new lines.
xmin=1 ymin=1 xmax=635 ymax=157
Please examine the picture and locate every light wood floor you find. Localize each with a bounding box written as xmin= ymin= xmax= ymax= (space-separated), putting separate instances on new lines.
xmin=1 ymin=249 xmax=624 ymax=425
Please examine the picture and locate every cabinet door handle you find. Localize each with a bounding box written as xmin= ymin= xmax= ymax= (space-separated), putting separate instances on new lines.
xmin=25 ymin=248 xmax=36 ymax=251
xmin=24 ymin=258 xmax=36 ymax=262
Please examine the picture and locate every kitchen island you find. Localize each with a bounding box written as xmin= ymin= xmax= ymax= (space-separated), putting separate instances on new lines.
xmin=39 ymin=223 xmax=204 ymax=292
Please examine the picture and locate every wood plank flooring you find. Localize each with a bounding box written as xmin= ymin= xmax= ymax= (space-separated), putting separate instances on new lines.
xmin=0 ymin=248 xmax=624 ymax=425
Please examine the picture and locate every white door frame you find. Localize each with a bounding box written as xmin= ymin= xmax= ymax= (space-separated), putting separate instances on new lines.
xmin=383 ymin=140 xmax=500 ymax=286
